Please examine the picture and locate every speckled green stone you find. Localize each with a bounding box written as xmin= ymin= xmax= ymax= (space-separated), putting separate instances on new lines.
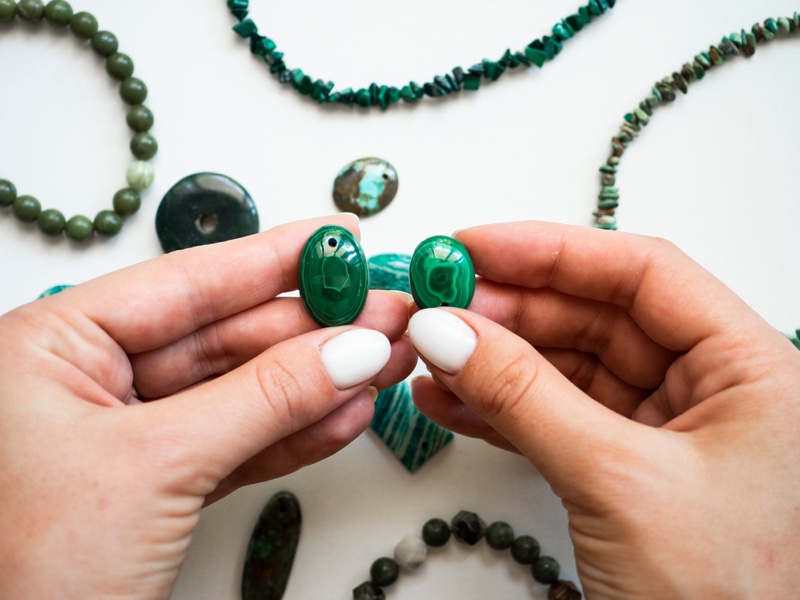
xmin=242 ymin=491 xmax=301 ymax=600
xmin=531 ymin=556 xmax=560 ymax=584
xmin=486 ymin=522 xmax=515 ymax=550
xmin=409 ymin=235 xmax=475 ymax=309
xmin=65 ymin=214 xmax=93 ymax=241
xmin=298 ymin=225 xmax=368 ymax=327
xmin=37 ymin=208 xmax=65 ymax=235
xmin=332 ymin=157 xmax=398 ymax=217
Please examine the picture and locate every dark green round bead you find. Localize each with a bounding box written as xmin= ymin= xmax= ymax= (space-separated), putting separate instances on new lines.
xmin=0 ymin=179 xmax=17 ymax=207
xmin=485 ymin=522 xmax=515 ymax=550
xmin=69 ymin=10 xmax=97 ymax=38
xmin=37 ymin=208 xmax=66 ymax=236
xmin=65 ymin=214 xmax=93 ymax=241
xmin=90 ymin=30 xmax=118 ymax=56
xmin=369 ymin=557 xmax=399 ymax=587
xmin=93 ymin=210 xmax=122 ymax=237
xmin=43 ymin=0 xmax=72 ymax=26
xmin=511 ymin=535 xmax=541 ymax=565
xmin=105 ymin=52 xmax=134 ymax=80
xmin=421 ymin=518 xmax=451 ymax=547
xmin=16 ymin=0 xmax=44 ymax=21
xmin=126 ymin=104 xmax=154 ymax=132
xmin=112 ymin=188 xmax=141 ymax=216
xmin=120 ymin=77 xmax=147 ymax=105
xmin=0 ymin=0 xmax=16 ymax=22
xmin=13 ymin=195 xmax=41 ymax=222
xmin=409 ymin=235 xmax=475 ymax=309
xmin=130 ymin=132 xmax=158 ymax=160
xmin=531 ymin=556 xmax=560 ymax=584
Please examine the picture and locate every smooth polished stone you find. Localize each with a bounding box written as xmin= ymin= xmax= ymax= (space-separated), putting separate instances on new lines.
xmin=511 ymin=535 xmax=541 ymax=565
xmin=394 ymin=534 xmax=427 ymax=570
xmin=37 ymin=284 xmax=73 ymax=299
xmin=120 ymin=77 xmax=147 ymax=105
xmin=422 ymin=518 xmax=451 ymax=547
xmin=352 ymin=581 xmax=385 ymax=600
xmin=370 ymin=558 xmax=399 ymax=587
xmin=409 ymin=235 xmax=475 ymax=309
xmin=94 ymin=210 xmax=122 ymax=237
xmin=37 ymin=208 xmax=66 ymax=236
xmin=43 ymin=0 xmax=73 ymax=27
xmin=451 ymin=510 xmax=486 ymax=545
xmin=90 ymin=30 xmax=118 ymax=56
xmin=298 ymin=225 xmax=368 ymax=326
xmin=532 ymin=556 xmax=561 ymax=584
xmin=69 ymin=10 xmax=97 ymax=39
xmin=112 ymin=188 xmax=141 ymax=216
xmin=65 ymin=215 xmax=93 ymax=241
xmin=16 ymin=0 xmax=44 ymax=22
xmin=126 ymin=160 xmax=154 ymax=191
xmin=0 ymin=0 xmax=16 ymax=22
xmin=126 ymin=105 xmax=154 ymax=132
xmin=0 ymin=179 xmax=16 ymax=206
xmin=13 ymin=195 xmax=41 ymax=222
xmin=332 ymin=157 xmax=398 ymax=217
xmin=242 ymin=491 xmax=301 ymax=600
xmin=156 ymin=173 xmax=258 ymax=253
xmin=368 ymin=253 xmax=411 ymax=294
xmin=486 ymin=521 xmax=515 ymax=550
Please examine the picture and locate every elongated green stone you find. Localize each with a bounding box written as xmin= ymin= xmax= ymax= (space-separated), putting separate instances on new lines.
xmin=409 ymin=235 xmax=475 ymax=309
xmin=242 ymin=491 xmax=301 ymax=600
xmin=298 ymin=226 xmax=368 ymax=326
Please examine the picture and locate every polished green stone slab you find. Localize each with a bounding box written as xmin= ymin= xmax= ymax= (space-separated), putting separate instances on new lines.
xmin=367 ymin=253 xmax=411 ymax=294
xmin=37 ymin=284 xmax=73 ymax=299
xmin=242 ymin=491 xmax=301 ymax=600
xmin=332 ymin=157 xmax=398 ymax=217
xmin=409 ymin=235 xmax=475 ymax=309
xmin=298 ymin=225 xmax=368 ymax=326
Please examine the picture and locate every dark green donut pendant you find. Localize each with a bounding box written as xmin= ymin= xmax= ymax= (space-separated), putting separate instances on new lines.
xmin=409 ymin=235 xmax=475 ymax=309
xmin=298 ymin=225 xmax=369 ymax=326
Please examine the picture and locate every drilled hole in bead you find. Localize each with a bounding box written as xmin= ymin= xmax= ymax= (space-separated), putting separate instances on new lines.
xmin=441 ymin=302 xmax=449 ymax=307
xmin=196 ymin=213 xmax=218 ymax=234
xmin=327 ymin=237 xmax=338 ymax=248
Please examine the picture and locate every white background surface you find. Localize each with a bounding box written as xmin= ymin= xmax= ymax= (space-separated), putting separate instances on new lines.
xmin=1 ymin=1 xmax=799 ymax=598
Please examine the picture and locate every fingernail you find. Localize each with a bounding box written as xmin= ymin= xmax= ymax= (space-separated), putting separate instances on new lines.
xmin=320 ymin=329 xmax=391 ymax=389
xmin=366 ymin=386 xmax=379 ymax=401
xmin=408 ymin=309 xmax=477 ymax=375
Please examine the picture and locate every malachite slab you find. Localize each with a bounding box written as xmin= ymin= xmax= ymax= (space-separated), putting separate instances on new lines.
xmin=298 ymin=225 xmax=368 ymax=327
xmin=367 ymin=253 xmax=411 ymax=294
xmin=242 ymin=491 xmax=301 ymax=600
xmin=332 ymin=157 xmax=398 ymax=217
xmin=37 ymin=284 xmax=73 ymax=299
xmin=155 ymin=172 xmax=259 ymax=253
xmin=409 ymin=235 xmax=475 ymax=309
xmin=370 ymin=381 xmax=454 ymax=473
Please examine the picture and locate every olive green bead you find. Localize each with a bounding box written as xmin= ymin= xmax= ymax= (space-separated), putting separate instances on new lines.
xmin=0 ymin=0 xmax=16 ymax=22
xmin=65 ymin=214 xmax=93 ymax=241
xmin=120 ymin=77 xmax=147 ymax=105
xmin=93 ymin=210 xmax=122 ymax=237
xmin=91 ymin=30 xmax=118 ymax=56
xmin=126 ymin=104 xmax=154 ymax=132
xmin=112 ymin=188 xmax=141 ymax=216
xmin=130 ymin=132 xmax=158 ymax=160
xmin=106 ymin=52 xmax=134 ymax=80
xmin=421 ymin=518 xmax=451 ymax=547
xmin=13 ymin=195 xmax=41 ymax=222
xmin=43 ymin=0 xmax=72 ymax=27
xmin=37 ymin=208 xmax=66 ymax=236
xmin=0 ymin=179 xmax=16 ymax=207
xmin=69 ymin=10 xmax=97 ymax=39
xmin=409 ymin=235 xmax=475 ymax=309
xmin=17 ymin=0 xmax=44 ymax=21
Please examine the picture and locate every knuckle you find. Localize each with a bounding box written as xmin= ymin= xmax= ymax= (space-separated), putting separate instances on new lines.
xmin=255 ymin=357 xmax=309 ymax=423
xmin=477 ymin=353 xmax=540 ymax=422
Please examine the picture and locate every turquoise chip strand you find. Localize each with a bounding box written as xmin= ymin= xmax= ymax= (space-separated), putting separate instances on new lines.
xmin=227 ymin=0 xmax=617 ymax=110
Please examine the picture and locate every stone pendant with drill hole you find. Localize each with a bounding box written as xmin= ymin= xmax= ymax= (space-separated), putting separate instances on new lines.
xmin=409 ymin=235 xmax=475 ymax=309
xmin=332 ymin=157 xmax=398 ymax=217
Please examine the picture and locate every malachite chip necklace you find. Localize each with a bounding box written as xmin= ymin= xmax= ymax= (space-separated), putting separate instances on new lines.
xmin=591 ymin=11 xmax=800 ymax=350
xmin=227 ymin=0 xmax=617 ymax=110
xmin=0 ymin=0 xmax=157 ymax=243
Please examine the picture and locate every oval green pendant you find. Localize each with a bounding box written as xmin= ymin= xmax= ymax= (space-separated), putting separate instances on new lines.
xmin=298 ymin=225 xmax=369 ymax=326
xmin=409 ymin=235 xmax=475 ymax=309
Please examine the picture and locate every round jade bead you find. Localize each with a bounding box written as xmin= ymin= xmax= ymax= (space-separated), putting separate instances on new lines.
xmin=485 ymin=522 xmax=515 ymax=551
xmin=409 ymin=235 xmax=475 ymax=309
xmin=112 ymin=188 xmax=141 ymax=216
xmin=37 ymin=208 xmax=66 ymax=235
xmin=91 ymin=30 xmax=118 ymax=56
xmin=0 ymin=0 xmax=16 ymax=22
xmin=13 ymin=195 xmax=41 ymax=222
xmin=93 ymin=210 xmax=122 ymax=237
xmin=106 ymin=52 xmax=134 ymax=80
xmin=130 ymin=132 xmax=158 ymax=160
xmin=69 ymin=10 xmax=97 ymax=38
xmin=43 ymin=0 xmax=72 ymax=26
xmin=531 ymin=556 xmax=560 ymax=584
xmin=65 ymin=214 xmax=93 ymax=241
xmin=126 ymin=104 xmax=153 ymax=132
xmin=126 ymin=160 xmax=154 ymax=191
xmin=511 ymin=535 xmax=541 ymax=565
xmin=17 ymin=0 xmax=44 ymax=21
xmin=369 ymin=557 xmax=399 ymax=587
xmin=421 ymin=518 xmax=451 ymax=547
xmin=298 ymin=225 xmax=369 ymax=327
xmin=0 ymin=179 xmax=17 ymax=206
xmin=120 ymin=77 xmax=147 ymax=105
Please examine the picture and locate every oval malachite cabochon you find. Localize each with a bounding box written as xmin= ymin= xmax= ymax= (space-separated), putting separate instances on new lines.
xmin=409 ymin=236 xmax=475 ymax=309
xmin=298 ymin=226 xmax=369 ymax=326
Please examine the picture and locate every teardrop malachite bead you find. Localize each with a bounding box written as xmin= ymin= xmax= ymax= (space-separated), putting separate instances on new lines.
xmin=298 ymin=225 xmax=369 ymax=326
xmin=409 ymin=235 xmax=475 ymax=309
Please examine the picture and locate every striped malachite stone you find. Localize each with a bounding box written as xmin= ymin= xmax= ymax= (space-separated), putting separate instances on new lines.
xmin=37 ymin=284 xmax=74 ymax=299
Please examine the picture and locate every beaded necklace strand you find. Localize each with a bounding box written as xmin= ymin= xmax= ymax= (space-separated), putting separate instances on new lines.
xmin=227 ymin=0 xmax=617 ymax=110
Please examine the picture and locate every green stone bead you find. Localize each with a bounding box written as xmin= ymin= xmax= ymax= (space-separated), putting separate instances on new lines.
xmin=120 ymin=77 xmax=147 ymax=105
xmin=69 ymin=10 xmax=98 ymax=39
xmin=531 ymin=556 xmax=560 ymax=584
xmin=37 ymin=208 xmax=66 ymax=235
xmin=16 ymin=0 xmax=44 ymax=21
xmin=485 ymin=521 xmax=515 ymax=550
xmin=125 ymin=160 xmax=154 ymax=191
xmin=13 ymin=195 xmax=41 ymax=222
xmin=112 ymin=188 xmax=141 ymax=216
xmin=130 ymin=132 xmax=158 ymax=160
xmin=105 ymin=52 xmax=134 ymax=80
xmin=93 ymin=209 xmax=122 ymax=237
xmin=369 ymin=557 xmax=399 ymax=587
xmin=298 ymin=226 xmax=368 ymax=326
xmin=511 ymin=535 xmax=541 ymax=564
xmin=0 ymin=0 xmax=16 ymax=22
xmin=43 ymin=0 xmax=72 ymax=26
xmin=421 ymin=518 xmax=451 ymax=547
xmin=409 ymin=235 xmax=475 ymax=309
xmin=0 ymin=179 xmax=17 ymax=206
xmin=91 ymin=30 xmax=118 ymax=56
xmin=126 ymin=104 xmax=154 ymax=132
xmin=65 ymin=214 xmax=93 ymax=241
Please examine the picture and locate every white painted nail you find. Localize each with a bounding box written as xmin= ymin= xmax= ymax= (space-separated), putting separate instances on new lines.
xmin=408 ymin=309 xmax=477 ymax=375
xmin=320 ymin=329 xmax=391 ymax=389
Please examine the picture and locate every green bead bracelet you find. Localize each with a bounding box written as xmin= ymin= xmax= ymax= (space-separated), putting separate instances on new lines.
xmin=0 ymin=0 xmax=157 ymax=242
xmin=227 ymin=0 xmax=617 ymax=110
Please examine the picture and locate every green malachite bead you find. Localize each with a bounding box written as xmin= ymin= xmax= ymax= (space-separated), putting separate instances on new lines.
xmin=37 ymin=208 xmax=66 ymax=235
xmin=13 ymin=195 xmax=41 ymax=222
xmin=91 ymin=30 xmax=118 ymax=56
xmin=112 ymin=188 xmax=141 ymax=216
xmin=120 ymin=77 xmax=148 ymax=105
xmin=65 ymin=215 xmax=93 ymax=241
xmin=525 ymin=46 xmax=548 ymax=67
xmin=409 ymin=235 xmax=475 ymax=309
xmin=0 ymin=0 xmax=16 ymax=22
xmin=130 ymin=132 xmax=158 ymax=160
xmin=43 ymin=0 xmax=73 ymax=27
xmin=69 ymin=10 xmax=97 ymax=39
xmin=106 ymin=52 xmax=134 ymax=80
xmin=16 ymin=0 xmax=44 ymax=22
xmin=126 ymin=104 xmax=154 ymax=132
xmin=333 ymin=157 xmax=398 ymax=217
xmin=298 ymin=225 xmax=368 ymax=327
xmin=0 ymin=179 xmax=16 ymax=206
xmin=94 ymin=210 xmax=122 ymax=237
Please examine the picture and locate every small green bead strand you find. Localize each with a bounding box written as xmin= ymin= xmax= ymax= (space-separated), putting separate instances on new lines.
xmin=227 ymin=0 xmax=617 ymax=110
xmin=0 ymin=0 xmax=157 ymax=242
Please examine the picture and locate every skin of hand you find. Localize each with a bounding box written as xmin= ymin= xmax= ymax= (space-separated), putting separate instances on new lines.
xmin=0 ymin=214 xmax=416 ymax=599
xmin=409 ymin=221 xmax=800 ymax=599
